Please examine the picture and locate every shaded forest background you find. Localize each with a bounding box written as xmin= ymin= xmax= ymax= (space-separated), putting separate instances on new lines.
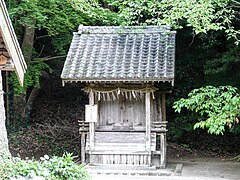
xmin=3 ymin=0 xmax=240 ymax=158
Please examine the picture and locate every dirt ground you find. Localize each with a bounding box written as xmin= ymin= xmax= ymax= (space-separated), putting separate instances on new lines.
xmin=90 ymin=158 xmax=240 ymax=180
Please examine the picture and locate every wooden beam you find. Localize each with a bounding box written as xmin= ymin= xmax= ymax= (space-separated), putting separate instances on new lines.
xmin=145 ymin=92 xmax=151 ymax=152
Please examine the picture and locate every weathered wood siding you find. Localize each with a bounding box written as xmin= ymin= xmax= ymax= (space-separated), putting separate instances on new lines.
xmin=97 ymin=93 xmax=163 ymax=130
xmin=86 ymin=132 xmax=155 ymax=165
xmin=98 ymin=96 xmax=145 ymax=127
xmin=90 ymin=154 xmax=151 ymax=165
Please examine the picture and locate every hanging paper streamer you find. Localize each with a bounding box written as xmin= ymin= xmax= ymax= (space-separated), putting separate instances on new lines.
xmin=83 ymin=85 xmax=158 ymax=101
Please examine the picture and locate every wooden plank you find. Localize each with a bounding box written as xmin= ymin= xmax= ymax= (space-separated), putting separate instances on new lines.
xmin=115 ymin=154 xmax=120 ymax=164
xmin=109 ymin=155 xmax=114 ymax=164
xmin=96 ymin=125 xmax=145 ymax=131
xmin=89 ymin=151 xmax=150 ymax=155
xmin=121 ymin=155 xmax=126 ymax=164
xmin=98 ymin=96 xmax=145 ymax=127
xmin=102 ymin=155 xmax=107 ymax=164
xmin=94 ymin=132 xmax=146 ymax=143
xmin=140 ymin=155 xmax=144 ymax=165
xmin=128 ymin=155 xmax=134 ymax=165
xmin=93 ymin=143 xmax=146 ymax=151
xmin=86 ymin=132 xmax=156 ymax=152
xmin=134 ymin=155 xmax=139 ymax=165
xmin=145 ymin=92 xmax=151 ymax=152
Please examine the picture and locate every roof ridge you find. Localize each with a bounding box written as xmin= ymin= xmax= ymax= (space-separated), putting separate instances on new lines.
xmin=78 ymin=25 xmax=174 ymax=34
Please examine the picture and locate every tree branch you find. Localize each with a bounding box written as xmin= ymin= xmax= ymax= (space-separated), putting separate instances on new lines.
xmin=33 ymin=55 xmax=67 ymax=62
xmin=232 ymin=0 xmax=240 ymax=5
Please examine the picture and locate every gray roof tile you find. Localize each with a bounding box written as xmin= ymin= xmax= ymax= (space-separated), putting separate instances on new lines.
xmin=61 ymin=26 xmax=176 ymax=83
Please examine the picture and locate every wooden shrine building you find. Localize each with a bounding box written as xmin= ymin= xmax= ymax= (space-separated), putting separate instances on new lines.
xmin=61 ymin=26 xmax=176 ymax=168
xmin=0 ymin=0 xmax=26 ymax=85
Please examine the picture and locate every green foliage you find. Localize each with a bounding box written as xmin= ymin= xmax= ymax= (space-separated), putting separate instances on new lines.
xmin=10 ymin=61 xmax=52 ymax=95
xmin=168 ymin=114 xmax=197 ymax=139
xmin=69 ymin=0 xmax=121 ymax=25
xmin=107 ymin=0 xmax=240 ymax=44
xmin=10 ymin=0 xmax=119 ymax=32
xmin=173 ymin=86 xmax=240 ymax=135
xmin=0 ymin=153 xmax=89 ymax=180
xmin=205 ymin=46 xmax=240 ymax=75
xmin=9 ymin=0 xmax=120 ymax=54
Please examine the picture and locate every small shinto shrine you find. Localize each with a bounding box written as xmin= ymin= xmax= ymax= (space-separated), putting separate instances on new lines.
xmin=61 ymin=26 xmax=176 ymax=168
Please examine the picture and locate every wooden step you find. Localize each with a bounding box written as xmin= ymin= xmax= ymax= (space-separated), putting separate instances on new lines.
xmin=86 ymin=132 xmax=156 ymax=151
xmin=89 ymin=150 xmax=151 ymax=155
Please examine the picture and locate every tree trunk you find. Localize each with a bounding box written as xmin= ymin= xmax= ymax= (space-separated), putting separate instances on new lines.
xmin=13 ymin=24 xmax=35 ymax=124
xmin=21 ymin=25 xmax=35 ymax=64
xmin=0 ymin=70 xmax=10 ymax=160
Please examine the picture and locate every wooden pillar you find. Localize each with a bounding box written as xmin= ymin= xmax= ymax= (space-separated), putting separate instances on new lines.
xmin=80 ymin=132 xmax=86 ymax=163
xmin=160 ymin=133 xmax=167 ymax=167
xmin=161 ymin=93 xmax=166 ymax=122
xmin=89 ymin=90 xmax=95 ymax=152
xmin=145 ymin=92 xmax=151 ymax=152
xmin=161 ymin=93 xmax=167 ymax=167
xmin=5 ymin=72 xmax=10 ymax=126
xmin=0 ymin=70 xmax=10 ymax=158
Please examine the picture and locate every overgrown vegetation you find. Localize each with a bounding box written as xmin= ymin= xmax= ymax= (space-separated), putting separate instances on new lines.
xmin=0 ymin=153 xmax=89 ymax=180
xmin=173 ymin=86 xmax=240 ymax=135
xmin=107 ymin=0 xmax=240 ymax=44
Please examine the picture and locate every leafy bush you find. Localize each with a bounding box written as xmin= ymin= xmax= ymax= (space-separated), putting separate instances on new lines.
xmin=173 ymin=86 xmax=240 ymax=135
xmin=0 ymin=153 xmax=89 ymax=180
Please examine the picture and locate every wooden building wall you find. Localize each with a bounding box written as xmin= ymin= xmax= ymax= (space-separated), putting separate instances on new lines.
xmin=96 ymin=92 xmax=163 ymax=131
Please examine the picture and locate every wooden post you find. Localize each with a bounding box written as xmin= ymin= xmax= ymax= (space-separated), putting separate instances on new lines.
xmin=89 ymin=90 xmax=95 ymax=152
xmin=145 ymin=92 xmax=151 ymax=152
xmin=80 ymin=132 xmax=86 ymax=163
xmin=160 ymin=93 xmax=167 ymax=167
xmin=0 ymin=70 xmax=10 ymax=159
xmin=160 ymin=133 xmax=167 ymax=167
xmin=161 ymin=93 xmax=166 ymax=122
xmin=5 ymin=71 xmax=10 ymax=126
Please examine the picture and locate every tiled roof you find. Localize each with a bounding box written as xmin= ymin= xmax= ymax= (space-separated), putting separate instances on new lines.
xmin=61 ymin=26 xmax=176 ymax=84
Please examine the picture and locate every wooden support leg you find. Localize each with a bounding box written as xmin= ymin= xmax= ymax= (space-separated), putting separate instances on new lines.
xmin=145 ymin=92 xmax=151 ymax=152
xmin=80 ymin=132 xmax=86 ymax=163
xmin=160 ymin=133 xmax=167 ymax=167
xmin=145 ymin=92 xmax=152 ymax=166
xmin=89 ymin=90 xmax=95 ymax=163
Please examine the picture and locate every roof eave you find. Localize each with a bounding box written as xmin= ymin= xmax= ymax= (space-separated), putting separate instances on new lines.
xmin=61 ymin=78 xmax=175 ymax=86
